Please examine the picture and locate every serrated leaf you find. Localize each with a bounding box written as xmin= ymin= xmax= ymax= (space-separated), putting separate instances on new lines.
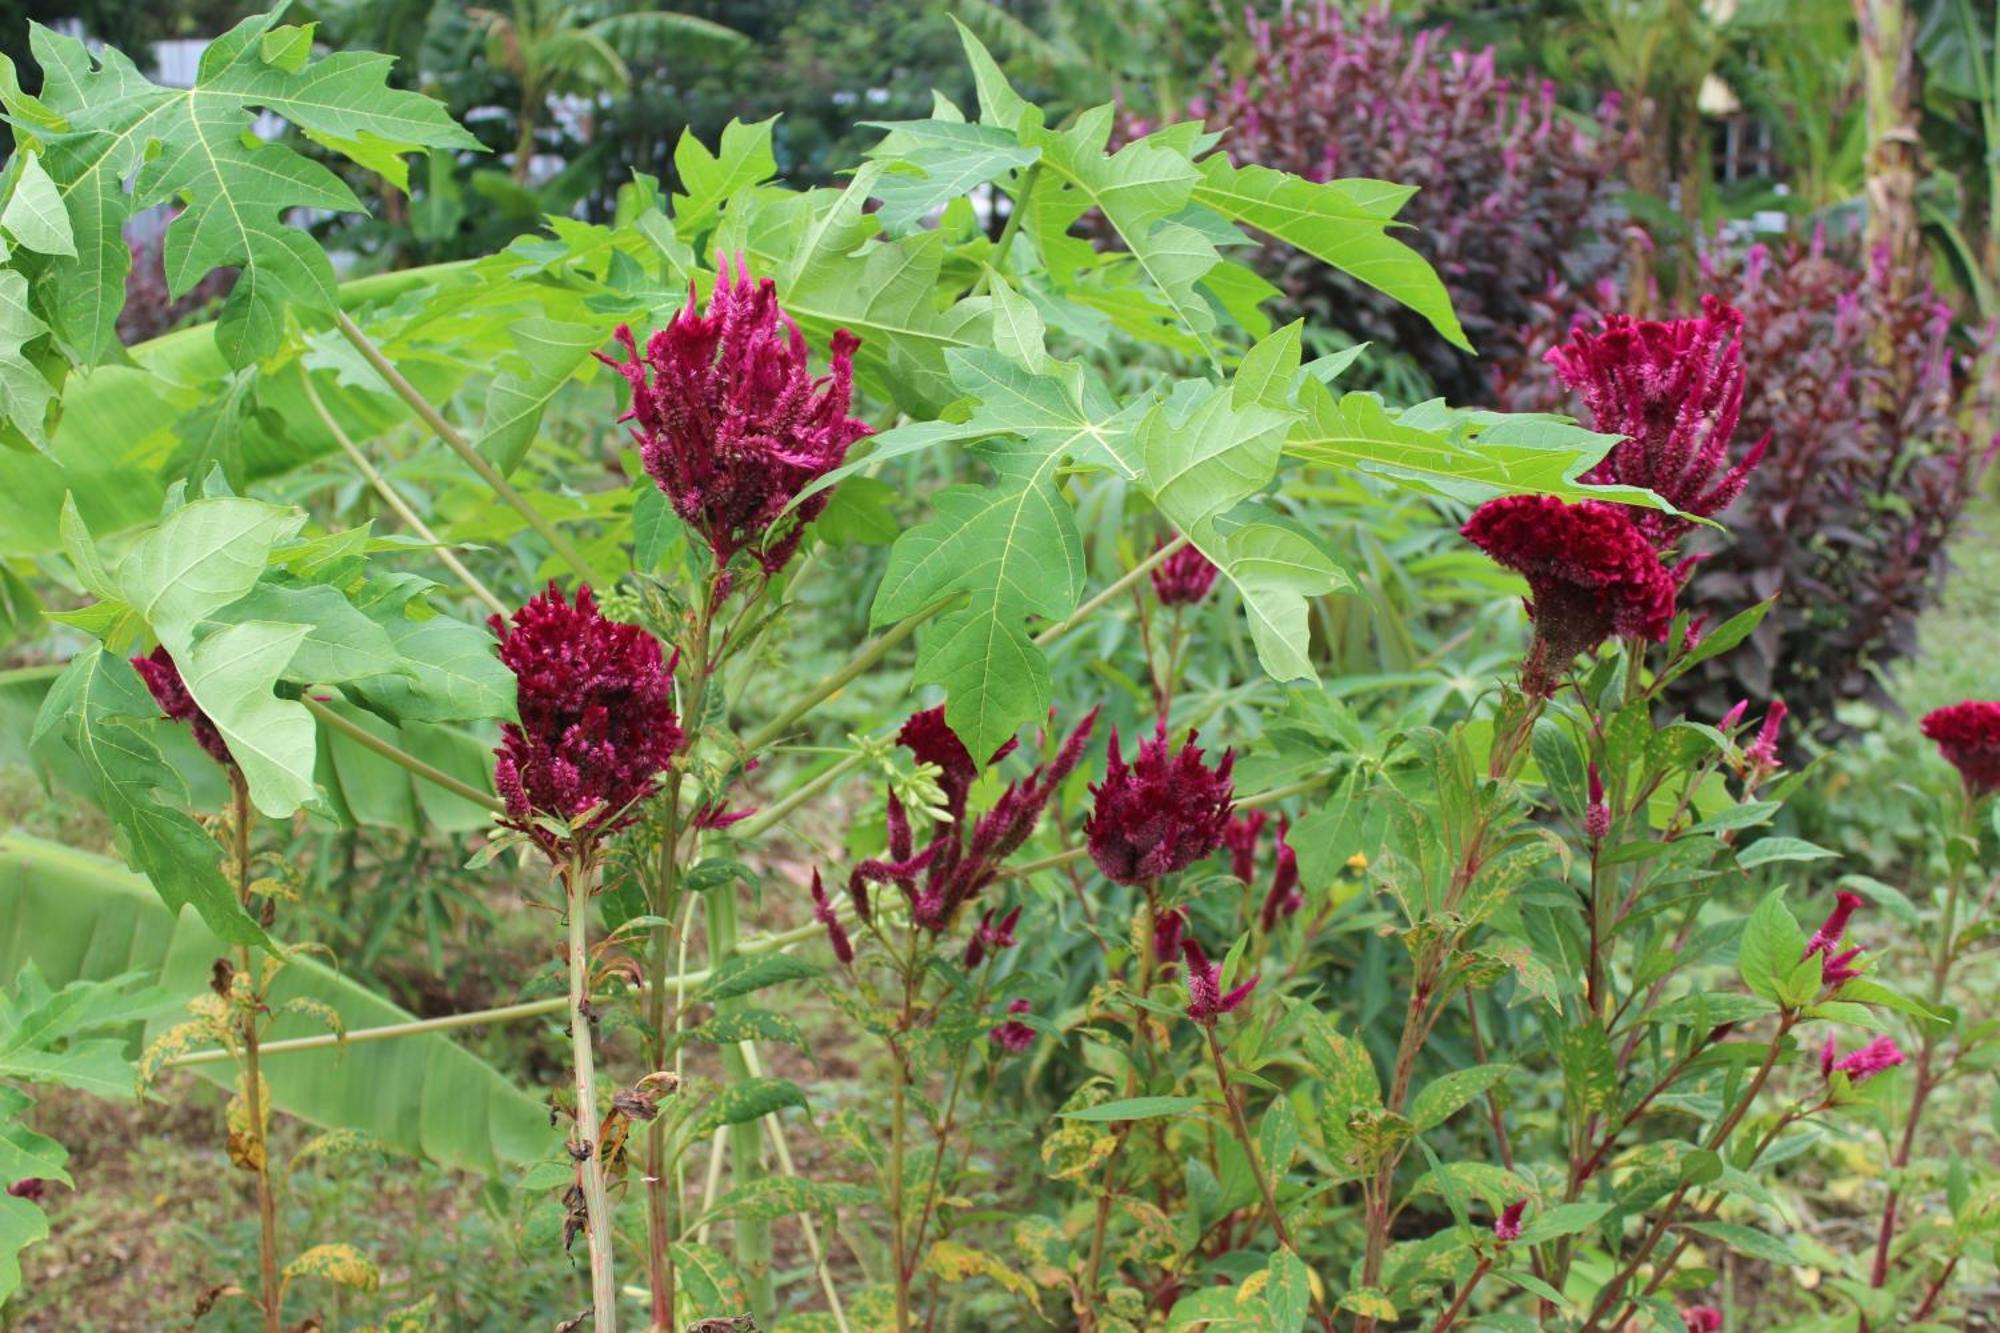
xmin=2 ymin=152 xmax=74 ymax=257
xmin=478 ymin=318 xmax=603 ymax=475
xmin=0 ymin=271 xmax=54 ymax=449
xmin=671 ymin=116 xmax=778 ymax=242
xmin=697 ymin=953 xmax=820 ymax=1003
xmin=687 ymin=1008 xmax=805 ymax=1048
xmin=864 ymin=117 xmax=1040 ymax=235
xmin=695 ymin=1076 xmax=807 ymax=1135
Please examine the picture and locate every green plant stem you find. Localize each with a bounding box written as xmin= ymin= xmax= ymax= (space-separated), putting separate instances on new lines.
xmin=1033 ymin=536 xmax=1187 ymax=649
xmin=988 ymin=162 xmax=1042 ymax=274
xmin=742 ymin=601 xmax=944 ymax=751
xmin=302 ymin=696 xmax=504 ymax=813
xmin=1429 ymin=1255 xmax=1491 ymax=1333
xmin=645 ymin=824 xmax=680 ymax=1330
xmin=1078 ymin=899 xmax=1159 ymax=1327
xmin=330 ymin=308 xmax=609 ymax=587
xmin=890 ymin=957 xmax=918 ymax=1333
xmin=296 ymin=363 xmax=509 ymax=619
xmin=229 ymin=769 xmax=282 ymax=1333
xmin=706 ymin=886 xmax=774 ymax=1321
xmin=565 ymin=851 xmax=620 ymax=1331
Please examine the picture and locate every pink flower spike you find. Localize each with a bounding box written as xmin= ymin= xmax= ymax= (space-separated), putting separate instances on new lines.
xmin=1830 ymin=1035 xmax=1906 ymax=1084
xmin=1222 ymin=810 xmax=1269 ymax=884
xmin=1494 ymin=1200 xmax=1526 ymax=1243
xmin=1180 ymin=937 xmax=1258 ymax=1025
xmin=1259 ymin=818 xmax=1302 ymax=931
xmin=1805 ymin=891 xmax=1864 ymax=959
xmin=809 ymin=870 xmax=853 ymax=966
xmin=989 ymin=998 xmax=1035 ymax=1053
xmin=1681 ymin=1307 xmax=1723 ymax=1333
xmin=1585 ymin=763 xmax=1610 ymax=841
xmin=1153 ymin=906 xmax=1187 ymax=964
xmin=964 ymin=904 xmax=1021 ymax=969
xmin=1819 ymin=1031 xmax=1838 ymax=1081
xmin=131 ymin=647 xmax=233 ymax=768
xmin=1819 ymin=946 xmax=1865 ymax=988
xmin=1718 ymin=699 xmax=1749 ymax=732
xmin=1744 ymin=699 xmax=1787 ymax=771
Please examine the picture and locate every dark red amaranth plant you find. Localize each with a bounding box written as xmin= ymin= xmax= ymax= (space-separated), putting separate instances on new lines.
xmin=1920 ymin=701 xmax=2000 ymax=798
xmin=988 ymin=998 xmax=1035 ymax=1053
xmin=490 ymin=583 xmax=682 ymax=857
xmin=602 ymin=256 xmax=872 ymax=575
xmin=1085 ymin=721 xmax=1236 ymax=885
xmin=1180 ymin=936 xmax=1257 ymax=1025
xmin=131 ymin=646 xmax=234 ymax=768
xmin=1546 ymin=296 xmax=1768 ymax=548
xmin=1171 ymin=2 xmax=1629 ymax=402
xmin=1150 ymin=539 xmax=1219 ymax=607
xmin=1494 ymin=233 xmax=1995 ymax=737
xmin=849 ymin=707 xmax=1096 ymax=934
xmin=810 ymin=870 xmax=854 ymax=966
xmin=1494 ymin=1200 xmax=1526 ymax=1243
xmin=1221 ymin=809 xmax=1268 ymax=884
xmin=964 ymin=905 xmax=1020 ymax=969
xmin=1459 ymin=495 xmax=1680 ymax=696
xmin=1258 ymin=819 xmax=1301 ymax=931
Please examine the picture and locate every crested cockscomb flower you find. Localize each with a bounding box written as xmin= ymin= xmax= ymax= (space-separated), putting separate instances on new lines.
xmin=850 ymin=708 xmax=1097 ymax=935
xmin=1823 ymin=1034 xmax=1906 ymax=1085
xmin=1585 ymin=763 xmax=1610 ymax=841
xmin=1258 ymin=818 xmax=1302 ymax=931
xmin=1181 ymin=936 xmax=1258 ymax=1025
xmin=1461 ymin=495 xmax=1682 ymax=696
xmin=1681 ymin=1306 xmax=1723 ymax=1332
xmin=1086 ymin=721 xmax=1236 ymax=885
xmin=601 ymin=255 xmax=872 ymax=575
xmin=1920 ymin=700 xmax=2000 ymax=797
xmin=964 ymin=904 xmax=1021 ymax=969
xmin=1153 ymin=905 xmax=1188 ymax=963
xmin=1805 ymin=891 xmax=1863 ymax=959
xmin=989 ymin=998 xmax=1035 ymax=1053
xmin=1494 ymin=1200 xmax=1526 ymax=1243
xmin=1222 ymin=810 xmax=1268 ymax=883
xmin=130 ymin=646 xmax=233 ymax=767
xmin=810 ymin=870 xmax=853 ymax=966
xmin=491 ymin=583 xmax=681 ymax=857
xmin=1547 ymin=296 xmax=1769 ymax=547
xmin=1151 ymin=538 xmax=1220 ymax=606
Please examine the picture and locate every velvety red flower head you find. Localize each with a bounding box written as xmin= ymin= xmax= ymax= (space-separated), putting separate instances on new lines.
xmin=1181 ymin=936 xmax=1257 ymax=1025
xmin=1461 ymin=495 xmax=1681 ymax=696
xmin=1086 ymin=721 xmax=1236 ymax=885
xmin=1681 ymin=1306 xmax=1723 ymax=1333
xmin=1548 ymin=295 xmax=1769 ymax=546
xmin=602 ymin=255 xmax=872 ymax=576
xmin=130 ymin=647 xmax=232 ymax=768
xmin=1151 ymin=538 xmax=1220 ymax=607
xmin=1494 ymin=1200 xmax=1526 ymax=1243
xmin=1920 ymin=700 xmax=2000 ymax=797
xmin=899 ymin=705 xmax=1018 ymax=823
xmin=491 ymin=584 xmax=682 ymax=857
xmin=964 ymin=904 xmax=1021 ymax=969
xmin=989 ymin=998 xmax=1035 ymax=1053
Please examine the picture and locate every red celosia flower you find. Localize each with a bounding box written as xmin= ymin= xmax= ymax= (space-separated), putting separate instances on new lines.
xmin=964 ymin=904 xmax=1021 ymax=969
xmin=130 ymin=646 xmax=232 ymax=767
xmin=7 ymin=1178 xmax=46 ymax=1202
xmin=1258 ymin=818 xmax=1302 ymax=931
xmin=1548 ymin=296 xmax=1769 ymax=547
xmin=1151 ymin=538 xmax=1220 ymax=607
xmin=1805 ymin=890 xmax=1863 ymax=960
xmin=1681 ymin=1306 xmax=1723 ymax=1332
xmin=1822 ymin=1034 xmax=1906 ymax=1085
xmin=1153 ymin=905 xmax=1188 ymax=963
xmin=989 ymin=998 xmax=1035 ymax=1053
xmin=1743 ymin=700 xmax=1786 ymax=774
xmin=850 ymin=709 xmax=1097 ymax=935
xmin=1181 ymin=936 xmax=1257 ymax=1025
xmin=491 ymin=584 xmax=682 ymax=857
xmin=602 ymin=256 xmax=872 ymax=576
xmin=1920 ymin=700 xmax=2000 ymax=797
xmin=1718 ymin=699 xmax=1749 ymax=733
xmin=1819 ymin=946 xmax=1865 ymax=988
xmin=809 ymin=869 xmax=853 ymax=966
xmin=1461 ymin=495 xmax=1682 ymax=696
xmin=899 ymin=705 xmax=1017 ymax=822
xmin=1585 ymin=762 xmax=1610 ymax=841
xmin=1221 ymin=810 xmax=1268 ymax=883
xmin=1494 ymin=1200 xmax=1526 ymax=1243
xmin=1086 ymin=721 xmax=1236 ymax=885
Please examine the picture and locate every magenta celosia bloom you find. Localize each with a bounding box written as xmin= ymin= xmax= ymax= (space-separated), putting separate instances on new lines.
xmin=1681 ymin=1306 xmax=1723 ymax=1333
xmin=1548 ymin=296 xmax=1769 ymax=547
xmin=1258 ymin=818 xmax=1302 ymax=931
xmin=130 ymin=646 xmax=232 ymax=768
xmin=1585 ymin=762 xmax=1610 ymax=841
xmin=1181 ymin=936 xmax=1258 ymax=1025
xmin=989 ymin=998 xmax=1035 ymax=1053
xmin=899 ymin=705 xmax=1017 ymax=823
xmin=810 ymin=870 xmax=853 ymax=966
xmin=1151 ymin=538 xmax=1220 ymax=607
xmin=1086 ymin=721 xmax=1235 ymax=885
xmin=1743 ymin=700 xmax=1786 ymax=774
xmin=1154 ymin=905 xmax=1188 ymax=963
xmin=1920 ymin=700 xmax=2000 ymax=797
xmin=1494 ymin=1200 xmax=1526 ymax=1243
xmin=1718 ymin=699 xmax=1749 ymax=732
xmin=1461 ymin=495 xmax=1682 ymax=696
xmin=7 ymin=1179 xmax=46 ymax=1202
xmin=1221 ymin=809 xmax=1268 ymax=883
xmin=964 ymin=904 xmax=1021 ymax=969
xmin=1806 ymin=891 xmax=1863 ymax=959
xmin=1821 ymin=1033 xmax=1906 ymax=1084
xmin=491 ymin=584 xmax=682 ymax=857
xmin=849 ymin=708 xmax=1097 ymax=934
xmin=602 ymin=256 xmax=872 ymax=576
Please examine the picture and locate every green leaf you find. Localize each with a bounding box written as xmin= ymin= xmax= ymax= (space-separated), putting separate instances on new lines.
xmin=478 ymin=318 xmax=604 ymax=475
xmin=671 ymin=116 xmax=778 ymax=243
xmin=1684 ymin=1221 xmax=1802 ymax=1266
xmin=207 ymin=582 xmax=410 ymax=687
xmin=1190 ymin=157 xmax=1467 ymax=351
xmin=0 ymin=1192 xmax=49 ymax=1306
xmin=697 ymin=953 xmax=820 ymax=1004
xmin=686 ymin=1008 xmax=805 ymax=1049
xmin=670 ymin=1241 xmax=747 ymax=1317
xmin=1738 ymin=890 xmax=1808 ymax=1005
xmin=1515 ymin=1201 xmax=1612 ymax=1246
xmin=179 ymin=620 xmax=318 ymax=818
xmin=1264 ymin=1246 xmax=1312 ymax=1332
xmin=696 ymin=1076 xmax=808 ymax=1134
xmin=342 ymin=580 xmax=514 ymax=725
xmin=864 ymin=116 xmax=1040 ymax=235
xmin=1059 ymin=1096 xmax=1203 ymax=1122
xmin=1737 ymin=836 xmax=1839 ymax=869
xmin=1410 ymin=1063 xmax=1513 ymax=1132
xmin=0 ymin=834 xmax=555 ymax=1175
xmin=0 ymin=271 xmax=55 ymax=450
xmin=32 ymin=10 xmax=479 ymax=363
xmin=2 ymin=152 xmax=75 ymax=257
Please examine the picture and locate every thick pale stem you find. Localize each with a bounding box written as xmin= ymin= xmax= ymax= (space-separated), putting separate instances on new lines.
xmin=566 ymin=855 xmax=620 ymax=1331
xmin=303 ymin=696 xmax=505 ymax=813
xmin=706 ymin=888 xmax=774 ymax=1320
xmin=229 ymin=771 xmax=281 ymax=1333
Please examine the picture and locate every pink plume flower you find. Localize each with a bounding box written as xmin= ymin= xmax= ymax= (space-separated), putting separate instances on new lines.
xmin=1743 ymin=700 xmax=1787 ymax=773
xmin=1151 ymin=538 xmax=1220 ymax=606
xmin=1494 ymin=1200 xmax=1527 ymax=1243
xmin=1585 ymin=762 xmax=1610 ymax=841
xmin=1153 ymin=905 xmax=1188 ymax=963
xmin=1718 ymin=699 xmax=1749 ymax=732
xmin=1825 ymin=1034 xmax=1906 ymax=1085
xmin=1259 ymin=817 xmax=1302 ymax=931
xmin=491 ymin=584 xmax=682 ymax=857
xmin=964 ymin=904 xmax=1021 ymax=969
xmin=601 ymin=256 xmax=872 ymax=576
xmin=1181 ymin=936 xmax=1258 ymax=1025
xmin=989 ymin=998 xmax=1035 ymax=1053
xmin=1546 ymin=296 xmax=1769 ymax=547
xmin=1681 ymin=1306 xmax=1723 ymax=1332
xmin=1805 ymin=891 xmax=1863 ymax=959
xmin=810 ymin=869 xmax=853 ymax=966
xmin=1461 ymin=495 xmax=1681 ymax=696
xmin=1920 ymin=700 xmax=2000 ymax=797
xmin=1085 ymin=721 xmax=1236 ymax=885
xmin=130 ymin=647 xmax=233 ymax=768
